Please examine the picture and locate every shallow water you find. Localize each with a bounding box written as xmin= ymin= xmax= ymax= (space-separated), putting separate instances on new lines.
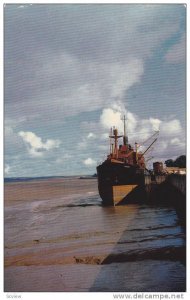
xmin=4 ymin=177 xmax=186 ymax=292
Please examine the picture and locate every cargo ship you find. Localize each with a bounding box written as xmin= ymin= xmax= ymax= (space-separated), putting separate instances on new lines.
xmin=97 ymin=117 xmax=158 ymax=206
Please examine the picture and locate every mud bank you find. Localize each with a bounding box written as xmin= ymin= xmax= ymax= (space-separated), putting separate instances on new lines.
xmin=4 ymin=177 xmax=186 ymax=292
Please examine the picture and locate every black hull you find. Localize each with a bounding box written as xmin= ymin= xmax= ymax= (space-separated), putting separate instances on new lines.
xmin=97 ymin=162 xmax=150 ymax=206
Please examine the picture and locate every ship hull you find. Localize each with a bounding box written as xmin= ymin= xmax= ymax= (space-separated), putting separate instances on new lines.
xmin=97 ymin=161 xmax=150 ymax=206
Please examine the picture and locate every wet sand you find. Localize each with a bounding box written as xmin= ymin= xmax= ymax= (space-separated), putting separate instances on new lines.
xmin=4 ymin=177 xmax=186 ymax=292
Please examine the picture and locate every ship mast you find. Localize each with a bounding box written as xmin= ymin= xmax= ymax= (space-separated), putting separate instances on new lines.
xmin=122 ymin=115 xmax=128 ymax=146
xmin=109 ymin=127 xmax=122 ymax=159
xmin=109 ymin=127 xmax=112 ymax=155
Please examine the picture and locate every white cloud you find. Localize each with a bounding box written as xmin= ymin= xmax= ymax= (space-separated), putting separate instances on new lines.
xmin=100 ymin=108 xmax=122 ymax=129
xmin=160 ymin=119 xmax=182 ymax=136
xmin=18 ymin=131 xmax=61 ymax=157
xmin=77 ymin=132 xmax=97 ymax=150
xmin=133 ymin=118 xmax=160 ymax=142
xmin=98 ymin=104 xmax=185 ymax=165
xmin=170 ymin=137 xmax=181 ymax=145
xmin=110 ymin=59 xmax=144 ymax=98
xmin=87 ymin=132 xmax=96 ymax=139
xmin=100 ymin=106 xmax=125 ymax=132
xmin=100 ymin=103 xmax=139 ymax=136
xmin=5 ymin=5 xmax=184 ymax=128
xmin=169 ymin=137 xmax=185 ymax=152
xmin=5 ymin=164 xmax=11 ymax=175
xmin=83 ymin=158 xmax=96 ymax=166
xmin=126 ymin=111 xmax=138 ymax=133
xmin=28 ymin=148 xmax=44 ymax=157
xmin=6 ymin=53 xmax=145 ymax=122
xmin=149 ymin=118 xmax=162 ymax=131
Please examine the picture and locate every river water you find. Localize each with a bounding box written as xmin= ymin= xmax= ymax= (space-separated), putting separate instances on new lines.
xmin=4 ymin=177 xmax=186 ymax=292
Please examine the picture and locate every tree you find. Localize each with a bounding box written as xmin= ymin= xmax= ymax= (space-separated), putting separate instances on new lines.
xmin=165 ymin=159 xmax=175 ymax=167
xmin=175 ymin=155 xmax=186 ymax=168
xmin=165 ymin=155 xmax=186 ymax=168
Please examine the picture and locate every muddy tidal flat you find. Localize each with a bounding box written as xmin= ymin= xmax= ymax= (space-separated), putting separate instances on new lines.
xmin=4 ymin=177 xmax=186 ymax=292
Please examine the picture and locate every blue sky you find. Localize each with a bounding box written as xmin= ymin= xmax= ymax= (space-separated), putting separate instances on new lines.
xmin=4 ymin=4 xmax=186 ymax=177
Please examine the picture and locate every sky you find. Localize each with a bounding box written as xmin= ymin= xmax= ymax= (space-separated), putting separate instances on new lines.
xmin=4 ymin=3 xmax=186 ymax=177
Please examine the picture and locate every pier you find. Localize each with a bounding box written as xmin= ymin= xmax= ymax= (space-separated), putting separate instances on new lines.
xmin=167 ymin=174 xmax=186 ymax=196
xmin=149 ymin=174 xmax=186 ymax=199
xmin=116 ymin=173 xmax=186 ymax=207
xmin=148 ymin=174 xmax=186 ymax=227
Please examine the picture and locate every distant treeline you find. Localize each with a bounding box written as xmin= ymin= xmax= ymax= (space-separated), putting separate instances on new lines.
xmin=165 ymin=155 xmax=186 ymax=168
xmin=4 ymin=176 xmax=73 ymax=183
